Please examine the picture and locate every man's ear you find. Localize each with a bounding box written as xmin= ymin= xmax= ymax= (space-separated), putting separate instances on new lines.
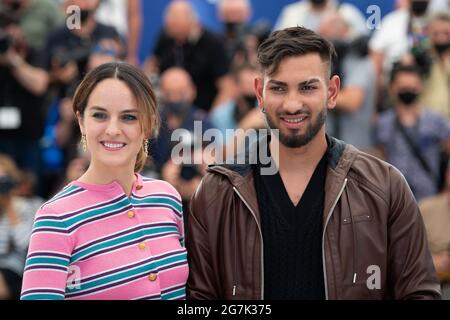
xmin=254 ymin=76 xmax=264 ymax=112
xmin=76 ymin=111 xmax=85 ymax=135
xmin=327 ymin=75 xmax=341 ymax=110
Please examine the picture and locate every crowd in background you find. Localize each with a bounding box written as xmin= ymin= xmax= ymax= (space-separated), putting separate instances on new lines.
xmin=0 ymin=0 xmax=449 ymax=300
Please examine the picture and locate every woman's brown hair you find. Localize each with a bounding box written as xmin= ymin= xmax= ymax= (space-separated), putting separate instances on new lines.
xmin=72 ymin=62 xmax=160 ymax=172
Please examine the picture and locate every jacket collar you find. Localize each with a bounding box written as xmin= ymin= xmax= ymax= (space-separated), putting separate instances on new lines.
xmin=208 ymin=134 xmax=353 ymax=178
xmin=207 ymin=134 xmax=360 ymax=223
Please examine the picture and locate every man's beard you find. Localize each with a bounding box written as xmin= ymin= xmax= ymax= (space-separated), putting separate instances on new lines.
xmin=264 ymin=107 xmax=327 ymax=148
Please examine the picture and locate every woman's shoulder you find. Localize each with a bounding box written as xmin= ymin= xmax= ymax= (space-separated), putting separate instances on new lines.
xmin=139 ymin=176 xmax=181 ymax=200
xmin=38 ymin=182 xmax=88 ymax=216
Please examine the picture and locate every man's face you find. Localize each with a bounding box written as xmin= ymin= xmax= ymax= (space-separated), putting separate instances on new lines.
xmin=255 ymin=54 xmax=340 ymax=148
xmin=428 ymin=19 xmax=450 ymax=46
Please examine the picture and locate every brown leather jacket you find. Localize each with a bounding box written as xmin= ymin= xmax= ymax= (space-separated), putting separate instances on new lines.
xmin=187 ymin=136 xmax=441 ymax=299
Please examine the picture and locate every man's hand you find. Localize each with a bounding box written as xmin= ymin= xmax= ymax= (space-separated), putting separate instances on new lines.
xmin=433 ymin=251 xmax=450 ymax=282
xmin=0 ymin=49 xmax=21 ymax=67
xmin=50 ymin=61 xmax=78 ymax=84
xmin=0 ymin=272 xmax=12 ymax=300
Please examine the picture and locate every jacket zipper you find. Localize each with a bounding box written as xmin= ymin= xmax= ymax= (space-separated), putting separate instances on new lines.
xmin=322 ymin=178 xmax=348 ymax=300
xmin=232 ymin=186 xmax=264 ymax=300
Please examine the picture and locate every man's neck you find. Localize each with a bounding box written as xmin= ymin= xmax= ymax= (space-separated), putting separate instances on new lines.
xmin=73 ymin=18 xmax=96 ymax=38
xmin=396 ymin=104 xmax=421 ymax=126
xmin=270 ymin=129 xmax=328 ymax=173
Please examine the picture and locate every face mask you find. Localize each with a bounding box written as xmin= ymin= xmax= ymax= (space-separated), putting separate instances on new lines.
xmin=165 ymin=101 xmax=191 ymax=116
xmin=434 ymin=42 xmax=450 ymax=55
xmin=310 ymin=0 xmax=327 ymax=7
xmin=410 ymin=1 xmax=429 ymax=16
xmin=7 ymin=0 xmax=22 ymax=12
xmin=397 ymin=90 xmax=419 ymax=106
xmin=225 ymin=22 xmax=240 ymax=34
xmin=243 ymin=95 xmax=257 ymax=108
xmin=80 ymin=10 xmax=93 ymax=24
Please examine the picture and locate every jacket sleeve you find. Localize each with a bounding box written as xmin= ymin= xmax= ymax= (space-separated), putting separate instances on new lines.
xmin=387 ymin=166 xmax=442 ymax=299
xmin=186 ymin=174 xmax=221 ymax=300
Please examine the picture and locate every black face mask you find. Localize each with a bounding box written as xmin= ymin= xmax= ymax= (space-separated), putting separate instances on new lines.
xmin=411 ymin=1 xmax=429 ymax=16
xmin=243 ymin=95 xmax=257 ymax=108
xmin=225 ymin=22 xmax=240 ymax=34
xmin=310 ymin=0 xmax=327 ymax=7
xmin=7 ymin=0 xmax=22 ymax=12
xmin=164 ymin=101 xmax=191 ymax=116
xmin=80 ymin=10 xmax=93 ymax=24
xmin=397 ymin=90 xmax=419 ymax=106
xmin=434 ymin=42 xmax=450 ymax=55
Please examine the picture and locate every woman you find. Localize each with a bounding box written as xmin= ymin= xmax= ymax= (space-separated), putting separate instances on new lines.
xmin=0 ymin=154 xmax=41 ymax=300
xmin=21 ymin=62 xmax=188 ymax=300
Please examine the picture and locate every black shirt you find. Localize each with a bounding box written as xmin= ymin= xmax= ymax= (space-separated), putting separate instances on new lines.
xmin=43 ymin=22 xmax=119 ymax=97
xmin=0 ymin=48 xmax=46 ymax=140
xmin=153 ymin=29 xmax=229 ymax=112
xmin=253 ymin=152 xmax=327 ymax=300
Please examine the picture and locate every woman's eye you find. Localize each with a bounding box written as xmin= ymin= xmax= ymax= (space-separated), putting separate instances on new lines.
xmin=122 ymin=114 xmax=138 ymax=121
xmin=92 ymin=112 xmax=107 ymax=119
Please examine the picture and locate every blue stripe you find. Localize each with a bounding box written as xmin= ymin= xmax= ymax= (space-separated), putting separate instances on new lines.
xmin=70 ymin=225 xmax=179 ymax=262
xmin=66 ymin=251 xmax=187 ymax=296
xmin=21 ymin=293 xmax=65 ymax=300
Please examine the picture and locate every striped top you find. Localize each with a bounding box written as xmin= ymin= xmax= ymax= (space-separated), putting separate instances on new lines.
xmin=21 ymin=174 xmax=188 ymax=300
xmin=0 ymin=197 xmax=42 ymax=275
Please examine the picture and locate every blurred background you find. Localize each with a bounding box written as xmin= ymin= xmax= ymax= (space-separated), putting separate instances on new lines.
xmin=0 ymin=0 xmax=449 ymax=300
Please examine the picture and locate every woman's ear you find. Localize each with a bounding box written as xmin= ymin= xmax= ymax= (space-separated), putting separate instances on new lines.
xmin=76 ymin=111 xmax=85 ymax=135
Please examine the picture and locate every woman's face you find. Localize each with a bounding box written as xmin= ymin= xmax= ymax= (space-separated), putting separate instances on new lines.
xmin=78 ymin=78 xmax=145 ymax=173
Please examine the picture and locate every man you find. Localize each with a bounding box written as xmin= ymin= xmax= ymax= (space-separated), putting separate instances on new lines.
xmin=318 ymin=13 xmax=376 ymax=151
xmin=369 ymin=0 xmax=448 ymax=79
xmin=419 ymin=161 xmax=450 ymax=299
xmin=420 ymin=12 xmax=450 ymax=119
xmin=376 ymin=63 xmax=450 ymax=201
xmin=144 ymin=0 xmax=233 ymax=112
xmin=0 ymin=14 xmax=49 ymax=186
xmin=274 ymin=0 xmax=367 ymax=37
xmin=43 ymin=0 xmax=121 ymax=98
xmin=210 ymin=63 xmax=264 ymax=146
xmin=187 ymin=26 xmax=441 ymax=299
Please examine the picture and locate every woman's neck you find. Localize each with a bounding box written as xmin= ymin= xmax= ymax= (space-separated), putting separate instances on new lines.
xmin=78 ymin=164 xmax=136 ymax=196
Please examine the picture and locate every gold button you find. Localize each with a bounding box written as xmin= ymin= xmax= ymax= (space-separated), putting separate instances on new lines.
xmin=138 ymin=242 xmax=146 ymax=250
xmin=127 ymin=211 xmax=135 ymax=219
xmin=136 ymin=185 xmax=143 ymax=190
xmin=148 ymin=273 xmax=158 ymax=281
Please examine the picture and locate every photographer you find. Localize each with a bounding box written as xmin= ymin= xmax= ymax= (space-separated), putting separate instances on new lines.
xmin=0 ymin=0 xmax=64 ymax=51
xmin=318 ymin=13 xmax=376 ymax=151
xmin=0 ymin=154 xmax=41 ymax=300
xmin=0 ymin=14 xmax=49 ymax=183
xmin=43 ymin=0 xmax=120 ymax=98
xmin=151 ymin=67 xmax=213 ymax=170
xmin=419 ymin=12 xmax=450 ymax=119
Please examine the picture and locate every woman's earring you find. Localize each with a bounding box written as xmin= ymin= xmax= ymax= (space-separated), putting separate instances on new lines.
xmin=143 ymin=139 xmax=149 ymax=156
xmin=81 ymin=134 xmax=87 ymax=152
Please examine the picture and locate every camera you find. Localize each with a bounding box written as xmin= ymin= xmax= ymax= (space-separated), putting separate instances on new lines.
xmin=52 ymin=46 xmax=93 ymax=68
xmin=0 ymin=30 xmax=12 ymax=54
xmin=0 ymin=176 xmax=16 ymax=194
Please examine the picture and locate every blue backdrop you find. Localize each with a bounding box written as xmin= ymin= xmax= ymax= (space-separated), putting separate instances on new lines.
xmin=139 ymin=0 xmax=396 ymax=63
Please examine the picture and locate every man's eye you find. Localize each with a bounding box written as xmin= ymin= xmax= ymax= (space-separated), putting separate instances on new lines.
xmin=122 ymin=114 xmax=138 ymax=121
xmin=270 ymin=86 xmax=285 ymax=92
xmin=92 ymin=112 xmax=107 ymax=119
xmin=302 ymin=85 xmax=316 ymax=91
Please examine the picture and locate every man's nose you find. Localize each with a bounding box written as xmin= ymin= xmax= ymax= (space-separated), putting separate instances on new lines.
xmin=283 ymin=91 xmax=303 ymax=113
